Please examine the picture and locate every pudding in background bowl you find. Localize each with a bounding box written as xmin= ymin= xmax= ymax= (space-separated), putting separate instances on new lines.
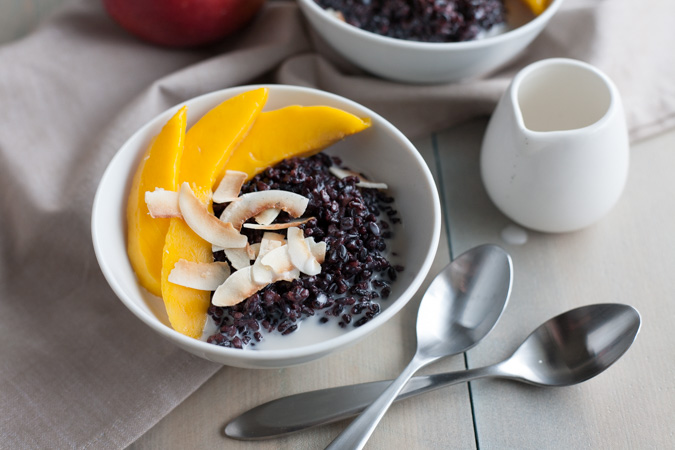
xmin=91 ymin=85 xmax=441 ymax=369
xmin=297 ymin=0 xmax=564 ymax=84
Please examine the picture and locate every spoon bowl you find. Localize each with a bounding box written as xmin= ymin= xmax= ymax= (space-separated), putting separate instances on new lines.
xmin=416 ymin=244 xmax=514 ymax=358
xmin=502 ymin=303 xmax=641 ymax=386
xmin=225 ymin=303 xmax=640 ymax=440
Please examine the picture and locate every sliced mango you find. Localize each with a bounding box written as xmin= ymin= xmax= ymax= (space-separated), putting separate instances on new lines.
xmin=224 ymin=105 xmax=371 ymax=180
xmin=161 ymin=186 xmax=217 ymax=338
xmin=521 ymin=0 xmax=549 ymax=15
xmin=160 ymin=87 xmax=268 ymax=338
xmin=127 ymin=106 xmax=186 ymax=297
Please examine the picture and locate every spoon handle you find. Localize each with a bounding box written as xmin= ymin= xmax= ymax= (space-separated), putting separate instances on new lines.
xmin=325 ymin=355 xmax=428 ymax=450
xmin=225 ymin=365 xmax=501 ymax=441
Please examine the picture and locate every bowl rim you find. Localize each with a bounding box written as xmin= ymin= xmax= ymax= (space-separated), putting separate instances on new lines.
xmin=297 ymin=0 xmax=565 ymax=51
xmin=91 ymin=84 xmax=441 ymax=363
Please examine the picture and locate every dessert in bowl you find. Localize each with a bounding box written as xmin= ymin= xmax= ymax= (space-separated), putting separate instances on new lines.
xmin=297 ymin=0 xmax=564 ymax=84
xmin=92 ymin=85 xmax=441 ymax=368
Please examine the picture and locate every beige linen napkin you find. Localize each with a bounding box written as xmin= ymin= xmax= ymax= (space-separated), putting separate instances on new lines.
xmin=1 ymin=0 xmax=673 ymax=447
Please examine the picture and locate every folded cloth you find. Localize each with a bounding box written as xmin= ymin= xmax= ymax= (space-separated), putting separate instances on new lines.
xmin=0 ymin=0 xmax=672 ymax=447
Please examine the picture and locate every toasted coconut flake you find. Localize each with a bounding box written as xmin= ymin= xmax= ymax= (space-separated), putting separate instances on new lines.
xmin=262 ymin=232 xmax=285 ymax=242
xmin=219 ymin=190 xmax=309 ymax=231
xmin=168 ymin=259 xmax=230 ymax=291
xmin=178 ymin=182 xmax=247 ymax=249
xmin=328 ymin=166 xmax=388 ymax=190
xmin=259 ymin=235 xmax=284 ymax=258
xmin=251 ymin=234 xmax=286 ymax=285
xmin=251 ymin=259 xmax=273 ymax=285
xmin=287 ymin=227 xmax=322 ymax=276
xmin=214 ymin=245 xmax=304 ymax=307
xmin=356 ymin=180 xmax=389 ymax=189
xmin=212 ymin=170 xmax=247 ymax=204
xmin=246 ymin=243 xmax=257 ymax=259
xmin=243 ymin=217 xmax=315 ymax=230
xmin=259 ymin=244 xmax=295 ymax=275
xmin=277 ymin=267 xmax=300 ymax=282
xmin=326 ymin=8 xmax=345 ymax=21
xmin=145 ymin=188 xmax=181 ymax=218
xmin=212 ymin=267 xmax=258 ymax=307
xmin=249 ymin=243 xmax=261 ymax=259
xmin=251 ymin=253 xmax=277 ymax=285
xmin=308 ymin=238 xmax=327 ymax=263
xmin=254 ymin=208 xmax=281 ymax=225
xmin=225 ymin=247 xmax=252 ymax=270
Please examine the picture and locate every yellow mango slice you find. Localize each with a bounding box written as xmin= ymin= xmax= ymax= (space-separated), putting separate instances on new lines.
xmin=161 ymin=186 xmax=217 ymax=338
xmin=224 ymin=105 xmax=371 ymax=180
xmin=521 ymin=0 xmax=549 ymax=15
xmin=127 ymin=106 xmax=186 ymax=297
xmin=160 ymin=87 xmax=268 ymax=338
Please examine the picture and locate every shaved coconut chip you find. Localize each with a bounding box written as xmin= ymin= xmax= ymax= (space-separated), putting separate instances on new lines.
xmin=243 ymin=217 xmax=315 ymax=230
xmin=277 ymin=268 xmax=300 ymax=282
xmin=329 ymin=166 xmax=388 ymax=190
xmin=355 ymin=180 xmax=389 ymax=189
xmin=262 ymin=232 xmax=285 ymax=242
xmin=212 ymin=170 xmax=247 ymax=204
xmin=258 ymin=236 xmax=284 ymax=259
xmin=145 ymin=188 xmax=181 ymax=218
xmin=254 ymin=208 xmax=281 ymax=225
xmin=251 ymin=258 xmax=274 ymax=285
xmin=247 ymin=243 xmax=257 ymax=259
xmin=259 ymin=244 xmax=295 ymax=275
xmin=168 ymin=259 xmax=230 ymax=291
xmin=308 ymin=239 xmax=327 ymax=263
xmin=178 ymin=182 xmax=247 ymax=249
xmin=214 ymin=246 xmax=303 ymax=307
xmin=326 ymin=8 xmax=345 ymax=21
xmin=212 ymin=267 xmax=258 ymax=307
xmin=251 ymin=235 xmax=285 ymax=285
xmin=219 ymin=190 xmax=309 ymax=231
xmin=287 ymin=227 xmax=322 ymax=276
xmin=224 ymin=247 xmax=252 ymax=270
xmin=219 ymin=233 xmax=283 ymax=259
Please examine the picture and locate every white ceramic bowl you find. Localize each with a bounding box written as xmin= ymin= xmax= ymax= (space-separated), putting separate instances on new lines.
xmin=92 ymin=85 xmax=441 ymax=369
xmin=297 ymin=0 xmax=564 ymax=84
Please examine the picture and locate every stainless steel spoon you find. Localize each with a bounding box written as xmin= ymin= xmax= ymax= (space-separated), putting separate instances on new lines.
xmin=225 ymin=303 xmax=640 ymax=441
xmin=323 ymin=244 xmax=512 ymax=449
xmin=228 ymin=245 xmax=513 ymax=444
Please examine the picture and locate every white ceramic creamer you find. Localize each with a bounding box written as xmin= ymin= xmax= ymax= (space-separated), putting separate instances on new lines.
xmin=480 ymin=58 xmax=629 ymax=233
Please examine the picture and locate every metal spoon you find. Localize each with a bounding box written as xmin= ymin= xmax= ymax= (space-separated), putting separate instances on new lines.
xmin=323 ymin=244 xmax=512 ymax=449
xmin=225 ymin=303 xmax=640 ymax=441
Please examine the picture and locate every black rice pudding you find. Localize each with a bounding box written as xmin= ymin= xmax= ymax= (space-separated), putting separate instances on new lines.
xmin=206 ymin=153 xmax=403 ymax=349
xmin=314 ymin=0 xmax=507 ymax=43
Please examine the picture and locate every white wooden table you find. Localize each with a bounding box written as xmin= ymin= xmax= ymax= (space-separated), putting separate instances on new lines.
xmin=5 ymin=2 xmax=674 ymax=448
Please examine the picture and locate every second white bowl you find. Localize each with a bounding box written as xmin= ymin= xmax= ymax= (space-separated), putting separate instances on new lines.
xmin=297 ymin=0 xmax=564 ymax=84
